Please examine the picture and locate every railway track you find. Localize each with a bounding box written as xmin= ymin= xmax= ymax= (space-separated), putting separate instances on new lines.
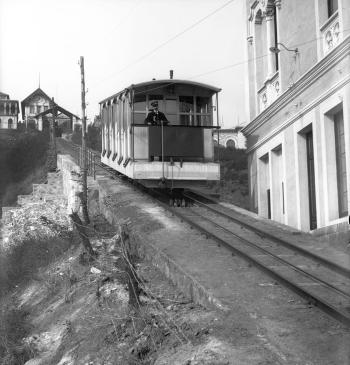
xmin=56 ymin=138 xmax=350 ymax=326
xmin=166 ymin=195 xmax=350 ymax=326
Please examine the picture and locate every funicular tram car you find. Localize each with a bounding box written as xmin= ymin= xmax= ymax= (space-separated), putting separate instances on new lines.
xmin=99 ymin=79 xmax=221 ymax=193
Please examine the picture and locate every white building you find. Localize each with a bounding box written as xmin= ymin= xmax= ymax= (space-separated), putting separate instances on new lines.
xmin=213 ymin=127 xmax=246 ymax=149
xmin=0 ymin=92 xmax=19 ymax=129
xmin=243 ymin=0 xmax=349 ymax=241
xmin=21 ymin=88 xmax=81 ymax=131
xmin=21 ymin=88 xmax=51 ymax=129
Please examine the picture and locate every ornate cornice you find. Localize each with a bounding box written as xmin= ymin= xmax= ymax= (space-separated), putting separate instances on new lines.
xmin=243 ymin=36 xmax=350 ymax=141
xmin=245 ymin=74 xmax=350 ymax=154
xmin=274 ymin=0 xmax=281 ymax=9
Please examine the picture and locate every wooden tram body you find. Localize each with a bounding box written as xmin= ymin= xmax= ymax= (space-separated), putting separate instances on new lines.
xmin=99 ymin=79 xmax=221 ymax=189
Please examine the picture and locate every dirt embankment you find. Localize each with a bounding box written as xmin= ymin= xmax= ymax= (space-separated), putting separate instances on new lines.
xmin=0 ymin=171 xmax=237 ymax=365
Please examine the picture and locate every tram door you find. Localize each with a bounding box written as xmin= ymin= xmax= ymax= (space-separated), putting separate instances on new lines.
xmin=306 ymin=131 xmax=317 ymax=230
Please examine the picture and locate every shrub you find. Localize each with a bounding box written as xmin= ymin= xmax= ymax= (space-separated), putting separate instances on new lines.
xmin=214 ymin=145 xmax=248 ymax=181
xmin=1 ymin=130 xmax=48 ymax=183
xmin=0 ymin=130 xmax=49 ymax=208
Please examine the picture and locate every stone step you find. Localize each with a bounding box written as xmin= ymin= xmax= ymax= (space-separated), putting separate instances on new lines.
xmin=1 ymin=206 xmax=20 ymax=223
xmin=17 ymin=194 xmax=34 ymax=206
xmin=33 ymin=184 xmax=62 ymax=196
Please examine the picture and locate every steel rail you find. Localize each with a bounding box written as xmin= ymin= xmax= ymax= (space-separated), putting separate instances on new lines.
xmin=144 ymin=187 xmax=350 ymax=327
xmin=166 ymin=205 xmax=350 ymax=326
xmin=57 ymin=139 xmax=350 ymax=326
xmin=184 ymin=191 xmax=350 ymax=279
xmin=187 ymin=207 xmax=350 ymax=299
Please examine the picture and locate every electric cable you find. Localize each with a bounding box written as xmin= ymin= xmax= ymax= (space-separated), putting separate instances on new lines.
xmin=91 ymin=0 xmax=237 ymax=88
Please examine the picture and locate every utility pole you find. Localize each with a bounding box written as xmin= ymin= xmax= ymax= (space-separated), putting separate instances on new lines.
xmin=47 ymin=97 xmax=57 ymax=171
xmin=79 ymin=56 xmax=90 ymax=224
xmin=51 ymin=97 xmax=57 ymax=148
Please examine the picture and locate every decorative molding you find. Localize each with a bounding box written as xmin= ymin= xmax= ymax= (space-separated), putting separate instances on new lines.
xmin=245 ymin=73 xmax=350 ymax=154
xmin=243 ymin=35 xmax=350 ymax=137
xmin=274 ymin=0 xmax=281 ymax=9
xmin=247 ymin=35 xmax=254 ymax=45
xmin=322 ymin=14 xmax=341 ymax=55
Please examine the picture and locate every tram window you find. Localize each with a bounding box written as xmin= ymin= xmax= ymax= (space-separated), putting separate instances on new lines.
xmin=133 ymin=94 xmax=146 ymax=111
xmin=196 ymin=114 xmax=211 ymax=126
xmin=167 ymin=114 xmax=178 ymax=124
xmin=165 ymin=98 xmax=177 ymax=114
xmin=133 ymin=113 xmax=146 ymax=124
xmin=179 ymin=96 xmax=194 ymax=113
xmin=148 ymin=95 xmax=163 ymax=109
xmin=180 ymin=114 xmax=194 ymax=126
xmin=149 ymin=95 xmax=163 ymax=103
xmin=196 ymin=97 xmax=209 ymax=114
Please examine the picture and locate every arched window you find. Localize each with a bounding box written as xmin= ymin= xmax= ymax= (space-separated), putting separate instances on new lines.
xmin=273 ymin=5 xmax=279 ymax=72
xmin=253 ymin=2 xmax=279 ymax=82
xmin=8 ymin=118 xmax=13 ymax=129
xmin=254 ymin=9 xmax=265 ymax=87
xmin=226 ymin=139 xmax=236 ymax=149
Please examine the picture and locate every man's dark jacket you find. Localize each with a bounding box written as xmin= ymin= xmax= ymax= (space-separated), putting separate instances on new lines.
xmin=144 ymin=110 xmax=168 ymax=125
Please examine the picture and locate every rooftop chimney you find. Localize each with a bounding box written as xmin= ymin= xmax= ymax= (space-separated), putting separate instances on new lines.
xmin=170 ymin=70 xmax=174 ymax=79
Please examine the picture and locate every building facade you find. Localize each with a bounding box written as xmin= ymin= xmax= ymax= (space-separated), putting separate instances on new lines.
xmin=21 ymin=88 xmax=51 ymax=129
xmin=243 ymin=0 xmax=350 ymax=234
xmin=0 ymin=92 xmax=19 ymax=129
xmin=213 ymin=127 xmax=246 ymax=149
xmin=21 ymin=88 xmax=80 ymax=131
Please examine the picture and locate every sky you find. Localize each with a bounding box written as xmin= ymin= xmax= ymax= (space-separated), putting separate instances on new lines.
xmin=0 ymin=0 xmax=247 ymax=128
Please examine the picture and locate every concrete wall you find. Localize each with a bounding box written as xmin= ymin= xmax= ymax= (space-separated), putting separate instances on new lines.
xmin=57 ymin=154 xmax=100 ymax=216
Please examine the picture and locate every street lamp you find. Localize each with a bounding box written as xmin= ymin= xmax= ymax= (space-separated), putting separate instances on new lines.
xmin=269 ymin=42 xmax=298 ymax=54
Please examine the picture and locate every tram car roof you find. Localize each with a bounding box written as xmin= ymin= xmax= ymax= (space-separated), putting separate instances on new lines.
xmin=99 ymin=79 xmax=221 ymax=105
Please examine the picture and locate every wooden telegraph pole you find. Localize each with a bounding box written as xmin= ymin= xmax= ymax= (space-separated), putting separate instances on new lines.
xmin=79 ymin=56 xmax=90 ymax=224
xmin=47 ymin=97 xmax=57 ymax=171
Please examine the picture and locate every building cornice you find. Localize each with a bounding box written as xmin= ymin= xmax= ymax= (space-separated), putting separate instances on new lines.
xmin=245 ymin=73 xmax=350 ymax=154
xmin=242 ymin=35 xmax=350 ymax=137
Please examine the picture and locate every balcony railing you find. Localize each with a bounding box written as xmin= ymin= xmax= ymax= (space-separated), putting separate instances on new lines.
xmin=258 ymin=72 xmax=280 ymax=112
xmin=321 ymin=12 xmax=341 ymax=55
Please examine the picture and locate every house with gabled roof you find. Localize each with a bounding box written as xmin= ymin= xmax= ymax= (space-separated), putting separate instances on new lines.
xmin=21 ymin=88 xmax=81 ymax=131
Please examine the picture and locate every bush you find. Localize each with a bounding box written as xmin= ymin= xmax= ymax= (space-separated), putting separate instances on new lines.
xmin=214 ymin=145 xmax=247 ymax=174
xmin=0 ymin=130 xmax=49 ymax=208
xmin=1 ymin=130 xmax=48 ymax=184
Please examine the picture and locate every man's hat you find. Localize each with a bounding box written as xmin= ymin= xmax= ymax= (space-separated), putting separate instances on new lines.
xmin=150 ymin=101 xmax=158 ymax=108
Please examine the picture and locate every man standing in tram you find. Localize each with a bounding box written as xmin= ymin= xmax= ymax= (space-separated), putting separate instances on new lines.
xmin=145 ymin=101 xmax=168 ymax=125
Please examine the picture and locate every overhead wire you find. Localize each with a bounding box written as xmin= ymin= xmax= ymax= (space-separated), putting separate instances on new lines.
xmin=120 ymin=27 xmax=350 ymax=100
xmin=91 ymin=0 xmax=237 ymax=88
